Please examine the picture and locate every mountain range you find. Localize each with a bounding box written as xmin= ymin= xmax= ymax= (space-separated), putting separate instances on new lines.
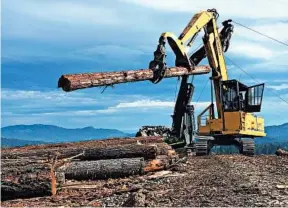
xmin=1 ymin=124 xmax=133 ymax=147
xmin=1 ymin=123 xmax=288 ymax=147
xmin=256 ymin=122 xmax=288 ymax=144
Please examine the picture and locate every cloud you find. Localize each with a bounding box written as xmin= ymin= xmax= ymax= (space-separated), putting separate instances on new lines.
xmin=261 ymin=93 xmax=288 ymax=125
xmin=121 ymin=0 xmax=288 ymax=18
xmin=3 ymin=89 xmax=288 ymax=129
xmin=229 ymin=42 xmax=273 ymax=60
xmin=1 ymin=89 xmax=99 ymax=106
xmin=267 ymin=84 xmax=288 ymax=91
xmin=247 ymin=57 xmax=288 ymax=73
xmin=73 ymin=45 xmax=147 ymax=58
xmin=115 ymin=100 xmax=174 ymax=108
xmin=1 ymin=88 xmax=211 ymax=117
xmin=234 ymin=22 xmax=288 ymax=43
xmin=3 ymin=0 xmax=121 ymax=25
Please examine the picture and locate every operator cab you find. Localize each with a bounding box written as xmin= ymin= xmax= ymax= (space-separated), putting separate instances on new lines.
xmin=221 ymin=79 xmax=264 ymax=113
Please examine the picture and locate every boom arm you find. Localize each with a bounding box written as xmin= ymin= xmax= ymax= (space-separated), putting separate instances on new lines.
xmin=171 ymin=19 xmax=233 ymax=142
xmin=150 ymin=9 xmax=233 ymax=119
xmin=149 ymin=9 xmax=219 ymax=82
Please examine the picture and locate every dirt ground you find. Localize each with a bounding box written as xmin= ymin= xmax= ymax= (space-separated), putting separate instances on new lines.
xmin=2 ymin=155 xmax=288 ymax=207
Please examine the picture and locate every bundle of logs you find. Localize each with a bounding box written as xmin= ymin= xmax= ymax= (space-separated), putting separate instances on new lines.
xmin=1 ymin=136 xmax=178 ymax=201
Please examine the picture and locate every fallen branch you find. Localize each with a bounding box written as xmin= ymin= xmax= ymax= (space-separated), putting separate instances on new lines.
xmin=58 ymin=66 xmax=210 ymax=92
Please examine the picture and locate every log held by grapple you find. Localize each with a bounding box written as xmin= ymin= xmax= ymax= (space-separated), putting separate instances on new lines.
xmin=58 ymin=66 xmax=211 ymax=92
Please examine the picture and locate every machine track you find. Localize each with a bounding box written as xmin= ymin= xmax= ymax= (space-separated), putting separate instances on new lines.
xmin=241 ymin=139 xmax=255 ymax=156
xmin=195 ymin=139 xmax=210 ymax=156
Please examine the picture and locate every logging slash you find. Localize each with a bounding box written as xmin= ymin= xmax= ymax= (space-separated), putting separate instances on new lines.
xmin=1 ymin=136 xmax=177 ymax=201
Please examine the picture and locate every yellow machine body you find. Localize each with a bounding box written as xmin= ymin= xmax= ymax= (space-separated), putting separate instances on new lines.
xmin=198 ymin=111 xmax=265 ymax=137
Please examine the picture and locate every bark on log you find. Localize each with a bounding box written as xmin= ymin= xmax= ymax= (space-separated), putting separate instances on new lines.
xmin=58 ymin=66 xmax=210 ymax=92
xmin=59 ymin=155 xmax=174 ymax=180
xmin=80 ymin=144 xmax=157 ymax=160
xmin=2 ymin=136 xmax=164 ymax=159
xmin=1 ymin=144 xmax=161 ymax=161
xmin=59 ymin=158 xmax=145 ymax=180
xmin=1 ymin=161 xmax=52 ymax=201
xmin=8 ymin=144 xmax=157 ymax=161
xmin=1 ymin=161 xmax=50 ymax=178
xmin=275 ymin=149 xmax=288 ymax=156
xmin=1 ymin=136 xmax=163 ymax=159
xmin=1 ymin=180 xmax=51 ymax=201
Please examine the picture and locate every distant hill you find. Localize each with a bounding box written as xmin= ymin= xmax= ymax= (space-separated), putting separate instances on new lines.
xmin=255 ymin=122 xmax=288 ymax=144
xmin=1 ymin=124 xmax=134 ymax=143
xmin=1 ymin=123 xmax=287 ymax=148
xmin=1 ymin=137 xmax=46 ymax=148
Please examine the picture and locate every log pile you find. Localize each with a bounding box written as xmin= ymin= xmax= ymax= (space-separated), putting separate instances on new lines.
xmin=1 ymin=136 xmax=164 ymax=159
xmin=58 ymin=66 xmax=210 ymax=92
xmin=1 ymin=136 xmax=177 ymax=201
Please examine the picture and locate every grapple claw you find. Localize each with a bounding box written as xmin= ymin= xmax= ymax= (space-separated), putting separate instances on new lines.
xmin=149 ymin=37 xmax=167 ymax=84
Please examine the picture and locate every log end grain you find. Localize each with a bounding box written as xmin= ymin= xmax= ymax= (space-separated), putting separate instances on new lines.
xmin=58 ymin=75 xmax=72 ymax=92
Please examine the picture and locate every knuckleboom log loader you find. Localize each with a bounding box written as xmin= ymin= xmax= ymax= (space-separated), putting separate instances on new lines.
xmin=138 ymin=9 xmax=266 ymax=155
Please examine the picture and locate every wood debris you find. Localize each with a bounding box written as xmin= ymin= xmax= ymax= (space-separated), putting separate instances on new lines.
xmin=1 ymin=136 xmax=177 ymax=201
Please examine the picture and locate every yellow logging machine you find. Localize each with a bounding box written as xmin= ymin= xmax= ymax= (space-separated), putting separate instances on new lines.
xmin=149 ymin=9 xmax=265 ymax=155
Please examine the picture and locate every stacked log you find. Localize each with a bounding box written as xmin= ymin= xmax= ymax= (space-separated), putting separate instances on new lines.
xmin=2 ymin=136 xmax=163 ymax=159
xmin=1 ymin=159 xmax=52 ymax=201
xmin=1 ymin=136 xmax=176 ymax=201
xmin=1 ymin=180 xmax=51 ymax=201
xmin=58 ymin=66 xmax=210 ymax=92
xmin=58 ymin=158 xmax=145 ymax=180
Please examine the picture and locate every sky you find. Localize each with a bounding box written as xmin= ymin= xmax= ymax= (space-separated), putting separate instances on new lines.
xmin=2 ymin=0 xmax=288 ymax=132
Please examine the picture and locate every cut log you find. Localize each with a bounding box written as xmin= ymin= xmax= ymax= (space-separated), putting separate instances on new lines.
xmin=58 ymin=66 xmax=210 ymax=92
xmin=58 ymin=158 xmax=145 ymax=180
xmin=2 ymin=136 xmax=164 ymax=159
xmin=1 ymin=164 xmax=52 ymax=201
xmin=275 ymin=149 xmax=288 ymax=156
xmin=1 ymin=157 xmax=69 ymax=200
xmin=1 ymin=159 xmax=50 ymax=180
xmin=1 ymin=180 xmax=51 ymax=201
xmin=80 ymin=144 xmax=157 ymax=160
xmin=58 ymin=156 xmax=173 ymax=180
xmin=1 ymin=144 xmax=158 ymax=161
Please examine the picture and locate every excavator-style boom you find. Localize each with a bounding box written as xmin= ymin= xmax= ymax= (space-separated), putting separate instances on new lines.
xmin=149 ymin=9 xmax=266 ymax=155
